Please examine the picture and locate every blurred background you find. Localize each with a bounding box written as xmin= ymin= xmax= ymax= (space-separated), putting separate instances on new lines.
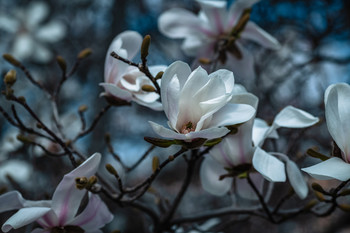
xmin=0 ymin=0 xmax=350 ymax=232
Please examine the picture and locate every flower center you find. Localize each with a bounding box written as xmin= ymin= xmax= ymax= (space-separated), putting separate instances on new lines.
xmin=50 ymin=226 xmax=85 ymax=233
xmin=180 ymin=121 xmax=196 ymax=134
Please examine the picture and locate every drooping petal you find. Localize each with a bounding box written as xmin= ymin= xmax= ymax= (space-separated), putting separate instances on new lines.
xmin=227 ymin=0 xmax=260 ymax=29
xmin=68 ymin=194 xmax=113 ymax=230
xmin=35 ymin=21 xmax=66 ymax=43
xmin=1 ymin=207 xmax=51 ymax=232
xmin=302 ymin=157 xmax=350 ymax=181
xmin=324 ymin=83 xmax=350 ymax=162
xmin=51 ymin=153 xmax=101 ymax=225
xmin=241 ymin=21 xmax=280 ymax=50
xmin=209 ymin=103 xmax=255 ymax=127
xmin=0 ymin=191 xmax=25 ymax=213
xmin=99 ymin=83 xmax=133 ymax=101
xmin=200 ymin=155 xmax=232 ymax=196
xmin=252 ymin=147 xmax=286 ymax=182
xmin=158 ymin=8 xmax=213 ymax=38
xmin=273 ymin=105 xmax=319 ymax=129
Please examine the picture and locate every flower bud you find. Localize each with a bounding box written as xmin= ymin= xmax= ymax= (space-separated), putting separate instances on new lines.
xmin=105 ymin=163 xmax=118 ymax=176
xmin=155 ymin=71 xmax=164 ymax=80
xmin=78 ymin=104 xmax=88 ymax=112
xmin=16 ymin=134 xmax=32 ymax=143
xmin=77 ymin=48 xmax=92 ymax=59
xmin=152 ymin=156 xmax=159 ymax=172
xmin=311 ymin=182 xmax=327 ymax=194
xmin=75 ymin=177 xmax=88 ymax=190
xmin=141 ymin=35 xmax=151 ymax=60
xmin=303 ymin=199 xmax=317 ymax=210
xmin=141 ymin=84 xmax=156 ymax=92
xmin=56 ymin=56 xmax=67 ymax=72
xmin=4 ymin=70 xmax=16 ymax=86
xmin=198 ymin=58 xmax=211 ymax=64
xmin=339 ymin=204 xmax=350 ymax=212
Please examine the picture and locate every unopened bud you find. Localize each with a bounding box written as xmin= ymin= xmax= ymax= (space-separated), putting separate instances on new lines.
xmin=339 ymin=189 xmax=350 ymax=196
xmin=311 ymin=183 xmax=326 ymax=194
xmin=304 ymin=199 xmax=317 ymax=210
xmin=4 ymin=70 xmax=16 ymax=86
xmin=16 ymin=134 xmax=32 ymax=143
xmin=314 ymin=191 xmax=325 ymax=202
xmin=78 ymin=104 xmax=88 ymax=112
xmin=152 ymin=156 xmax=159 ymax=172
xmin=75 ymin=177 xmax=88 ymax=190
xmin=141 ymin=84 xmax=156 ymax=92
xmin=85 ymin=175 xmax=98 ymax=189
xmin=36 ymin=123 xmax=44 ymax=129
xmin=3 ymin=54 xmax=21 ymax=67
xmin=141 ymin=35 xmax=151 ymax=60
xmin=198 ymin=58 xmax=211 ymax=64
xmin=18 ymin=96 xmax=26 ymax=104
xmin=155 ymin=71 xmax=163 ymax=80
xmin=56 ymin=56 xmax=67 ymax=72
xmin=77 ymin=48 xmax=92 ymax=59
xmin=106 ymin=164 xmax=118 ymax=176
xmin=105 ymin=133 xmax=111 ymax=143
xmin=168 ymin=155 xmax=174 ymax=161
xmin=339 ymin=204 xmax=350 ymax=212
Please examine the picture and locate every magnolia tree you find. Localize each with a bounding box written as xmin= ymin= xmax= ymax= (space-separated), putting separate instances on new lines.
xmin=0 ymin=0 xmax=350 ymax=232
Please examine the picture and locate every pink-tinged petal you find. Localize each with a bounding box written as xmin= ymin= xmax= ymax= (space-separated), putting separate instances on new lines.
xmin=273 ymin=105 xmax=319 ymax=129
xmin=302 ymin=157 xmax=350 ymax=181
xmin=161 ymin=61 xmax=192 ymax=126
xmin=271 ymin=152 xmax=308 ymax=199
xmin=252 ymin=147 xmax=286 ymax=182
xmin=99 ymin=83 xmax=133 ymax=101
xmin=200 ymin=156 xmax=232 ymax=196
xmin=196 ymin=0 xmax=228 ymax=34
xmin=227 ymin=0 xmax=260 ymax=29
xmin=208 ymin=69 xmax=235 ymax=94
xmin=209 ymin=103 xmax=255 ymax=127
xmin=324 ymin=83 xmax=350 ymax=162
xmin=241 ymin=21 xmax=280 ymax=50
xmin=35 ymin=21 xmax=66 ymax=43
xmin=2 ymin=207 xmax=51 ymax=232
xmin=68 ymin=193 xmax=113 ymax=230
xmin=158 ymin=8 xmax=213 ymax=38
xmin=51 ymin=153 xmax=101 ymax=225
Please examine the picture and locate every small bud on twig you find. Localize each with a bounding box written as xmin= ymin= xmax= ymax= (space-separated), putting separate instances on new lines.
xmin=16 ymin=134 xmax=32 ymax=143
xmin=338 ymin=204 xmax=350 ymax=212
xmin=56 ymin=56 xmax=67 ymax=72
xmin=3 ymin=54 xmax=21 ymax=67
xmin=18 ymin=96 xmax=26 ymax=104
xmin=303 ymin=199 xmax=317 ymax=210
xmin=78 ymin=105 xmax=88 ymax=112
xmin=339 ymin=189 xmax=350 ymax=196
xmin=311 ymin=183 xmax=327 ymax=194
xmin=4 ymin=70 xmax=17 ymax=86
xmin=314 ymin=191 xmax=325 ymax=202
xmin=75 ymin=177 xmax=88 ymax=190
xmin=141 ymin=35 xmax=151 ymax=60
xmin=106 ymin=164 xmax=118 ymax=176
xmin=141 ymin=84 xmax=156 ymax=92
xmin=155 ymin=71 xmax=163 ymax=80
xmin=152 ymin=156 xmax=159 ymax=172
xmin=198 ymin=58 xmax=212 ymax=65
xmin=77 ymin=48 xmax=92 ymax=59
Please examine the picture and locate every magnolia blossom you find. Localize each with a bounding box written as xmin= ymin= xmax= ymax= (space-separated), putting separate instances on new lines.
xmin=0 ymin=2 xmax=66 ymax=63
xmin=158 ymin=0 xmax=280 ymax=80
xmin=149 ymin=61 xmax=256 ymax=141
xmin=101 ymin=30 xmax=166 ymax=110
xmin=200 ymin=94 xmax=319 ymax=199
xmin=0 ymin=153 xmax=113 ymax=233
xmin=302 ymin=83 xmax=350 ymax=181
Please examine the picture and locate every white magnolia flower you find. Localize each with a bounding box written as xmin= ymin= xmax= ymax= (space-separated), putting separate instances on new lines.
xmin=149 ymin=61 xmax=256 ymax=141
xmin=158 ymin=0 xmax=280 ymax=80
xmin=0 ymin=2 xmax=66 ymax=63
xmin=302 ymin=83 xmax=350 ymax=181
xmin=0 ymin=153 xmax=113 ymax=233
xmin=100 ymin=30 xmax=166 ymax=111
xmin=200 ymin=94 xmax=319 ymax=199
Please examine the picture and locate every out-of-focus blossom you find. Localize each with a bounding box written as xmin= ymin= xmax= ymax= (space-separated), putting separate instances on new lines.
xmin=0 ymin=2 xmax=66 ymax=63
xmin=100 ymin=30 xmax=166 ymax=111
xmin=200 ymin=93 xmax=319 ymax=198
xmin=0 ymin=160 xmax=32 ymax=184
xmin=0 ymin=128 xmax=22 ymax=158
xmin=158 ymin=0 xmax=280 ymax=80
xmin=302 ymin=83 xmax=350 ymax=181
xmin=149 ymin=61 xmax=256 ymax=141
xmin=0 ymin=153 xmax=113 ymax=233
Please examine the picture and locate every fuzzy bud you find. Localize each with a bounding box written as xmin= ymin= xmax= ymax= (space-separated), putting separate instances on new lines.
xmin=152 ymin=156 xmax=159 ymax=172
xmin=77 ymin=48 xmax=92 ymax=59
xmin=56 ymin=56 xmax=67 ymax=72
xmin=155 ymin=71 xmax=163 ymax=80
xmin=3 ymin=54 xmax=21 ymax=67
xmin=141 ymin=35 xmax=151 ymax=60
xmin=105 ymin=164 xmax=118 ymax=176
xmin=4 ymin=70 xmax=17 ymax=86
xmin=141 ymin=84 xmax=156 ymax=92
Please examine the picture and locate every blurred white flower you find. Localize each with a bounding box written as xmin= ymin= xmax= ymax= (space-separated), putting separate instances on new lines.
xmin=149 ymin=61 xmax=256 ymax=141
xmin=158 ymin=0 xmax=280 ymax=80
xmin=0 ymin=160 xmax=32 ymax=184
xmin=101 ymin=30 xmax=166 ymax=111
xmin=0 ymin=2 xmax=66 ymax=63
xmin=303 ymin=83 xmax=350 ymax=181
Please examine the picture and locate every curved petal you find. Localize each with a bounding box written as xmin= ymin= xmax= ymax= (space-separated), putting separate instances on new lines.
xmin=227 ymin=0 xmax=260 ymax=29
xmin=99 ymin=83 xmax=133 ymax=101
xmin=51 ymin=153 xmax=101 ymax=225
xmin=252 ymin=147 xmax=286 ymax=182
xmin=2 ymin=207 xmax=51 ymax=232
xmin=35 ymin=21 xmax=66 ymax=43
xmin=273 ymin=105 xmax=319 ymax=129
xmin=0 ymin=191 xmax=25 ymax=212
xmin=68 ymin=194 xmax=113 ymax=230
xmin=208 ymin=69 xmax=235 ymax=94
xmin=158 ymin=8 xmax=212 ymax=38
xmin=111 ymin=31 xmax=143 ymax=60
xmin=196 ymin=0 xmax=228 ymax=34
xmin=302 ymin=157 xmax=350 ymax=181
xmin=252 ymin=118 xmax=278 ymax=147
xmin=132 ymin=98 xmax=163 ymax=111
xmin=209 ymin=103 xmax=255 ymax=127
xmin=324 ymin=83 xmax=350 ymax=162
xmin=200 ymin=156 xmax=232 ymax=196
xmin=241 ymin=21 xmax=280 ymax=50
xmin=26 ymin=2 xmax=49 ymax=28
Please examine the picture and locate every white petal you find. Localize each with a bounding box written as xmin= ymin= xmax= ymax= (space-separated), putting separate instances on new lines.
xmin=231 ymin=93 xmax=259 ymax=110
xmin=324 ymin=83 xmax=350 ymax=162
xmin=0 ymin=15 xmax=20 ymax=33
xmin=241 ymin=21 xmax=280 ymax=50
xmin=112 ymin=31 xmax=143 ymax=60
xmin=11 ymin=34 xmax=34 ymax=60
xmin=209 ymin=103 xmax=255 ymax=127
xmin=196 ymin=0 xmax=228 ymax=34
xmin=51 ymin=153 xmax=101 ymax=225
xmin=252 ymin=147 xmax=286 ymax=182
xmin=68 ymin=194 xmax=113 ymax=229
xmin=33 ymin=42 xmax=53 ymax=63
xmin=158 ymin=8 xmax=212 ymax=38
xmin=0 ymin=191 xmax=25 ymax=212
xmin=227 ymin=0 xmax=260 ymax=28
xmin=99 ymin=83 xmax=133 ymax=101
xmin=2 ymin=207 xmax=51 ymax=232
xmin=181 ymin=36 xmax=205 ymax=57
xmin=273 ymin=105 xmax=319 ymax=128
xmin=35 ymin=21 xmax=66 ymax=42
xmin=200 ymin=155 xmax=232 ymax=196
xmin=302 ymin=157 xmax=350 ymax=181
xmin=26 ymin=2 xmax=49 ymax=28
xmin=208 ymin=69 xmax=235 ymax=94
xmin=133 ymin=98 xmax=163 ymax=111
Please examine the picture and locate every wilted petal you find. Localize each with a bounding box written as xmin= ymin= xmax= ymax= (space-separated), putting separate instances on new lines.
xmin=302 ymin=157 xmax=350 ymax=181
xmin=68 ymin=194 xmax=113 ymax=230
xmin=241 ymin=22 xmax=280 ymax=50
xmin=252 ymin=147 xmax=286 ymax=182
xmin=324 ymin=83 xmax=350 ymax=162
xmin=2 ymin=207 xmax=51 ymax=232
xmin=51 ymin=153 xmax=101 ymax=225
xmin=273 ymin=105 xmax=319 ymax=129
xmin=200 ymin=156 xmax=232 ymax=196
